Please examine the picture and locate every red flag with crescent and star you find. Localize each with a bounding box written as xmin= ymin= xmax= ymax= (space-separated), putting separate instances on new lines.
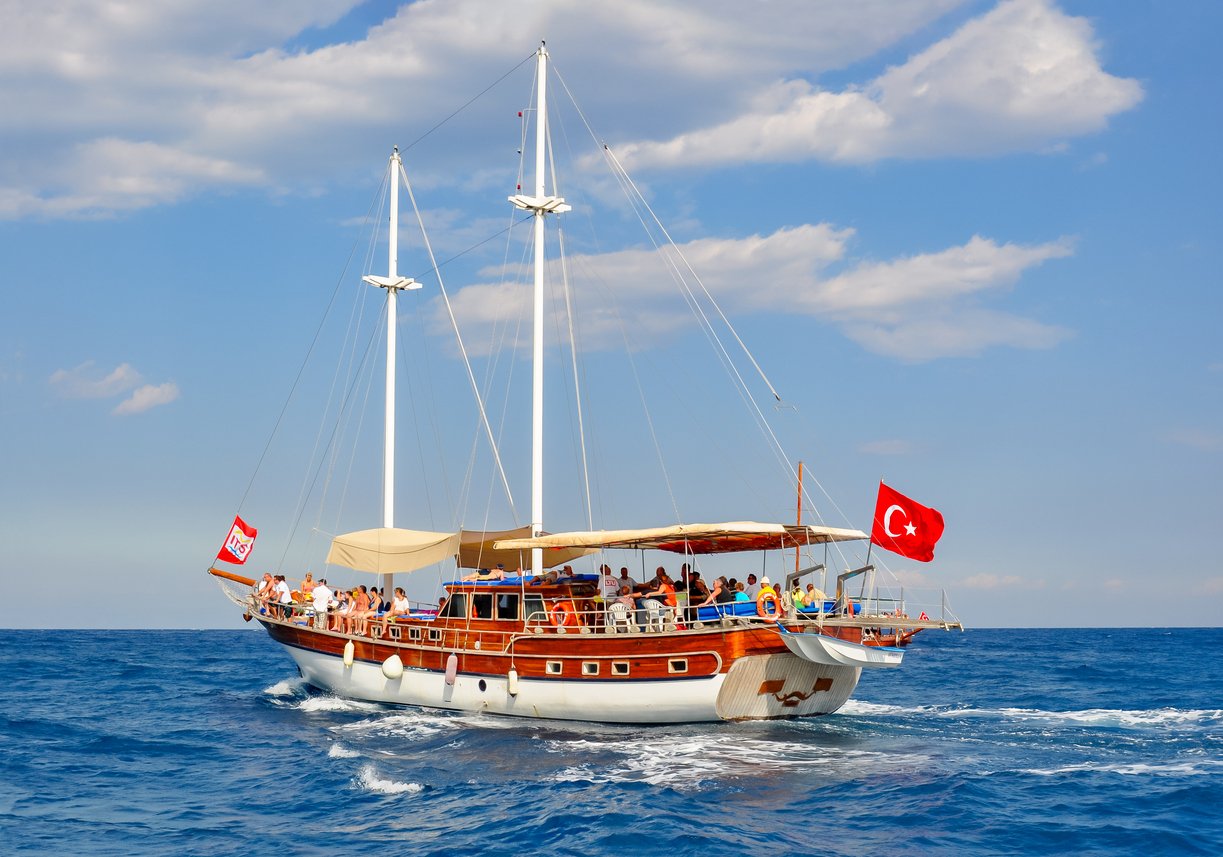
xmin=871 ymin=482 xmax=944 ymax=562
xmin=216 ymin=515 xmax=258 ymax=565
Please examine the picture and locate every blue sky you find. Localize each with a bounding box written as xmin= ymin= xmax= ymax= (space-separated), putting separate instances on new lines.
xmin=2 ymin=0 xmax=1219 ymax=629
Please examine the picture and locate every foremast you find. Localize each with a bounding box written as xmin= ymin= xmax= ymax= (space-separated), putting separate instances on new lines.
xmin=509 ymin=44 xmax=570 ymax=576
xmin=362 ymin=146 xmax=421 ymax=593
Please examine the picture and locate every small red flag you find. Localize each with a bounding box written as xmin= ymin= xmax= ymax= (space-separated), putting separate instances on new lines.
xmin=216 ymin=515 xmax=258 ymax=565
xmin=871 ymin=482 xmax=944 ymax=562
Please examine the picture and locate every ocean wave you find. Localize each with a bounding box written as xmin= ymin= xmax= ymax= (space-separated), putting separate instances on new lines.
xmin=546 ymin=734 xmax=932 ymax=788
xmin=328 ymin=743 xmax=361 ymax=759
xmin=939 ymin=707 xmax=1222 ymax=728
xmin=839 ymin=699 xmax=937 ymax=717
xmin=332 ymin=709 xmax=452 ymax=743
xmin=355 ymin=764 xmax=423 ymax=794
xmin=1018 ymin=759 xmax=1223 ymax=777
xmin=296 ymin=696 xmax=384 ymax=714
xmin=263 ymin=677 xmax=308 ymax=697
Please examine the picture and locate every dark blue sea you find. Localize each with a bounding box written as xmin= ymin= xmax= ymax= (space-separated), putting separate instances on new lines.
xmin=1 ymin=628 xmax=1219 ymax=856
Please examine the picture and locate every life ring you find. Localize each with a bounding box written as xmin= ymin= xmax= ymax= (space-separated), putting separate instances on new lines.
xmin=756 ymin=590 xmax=781 ymax=620
xmin=548 ymin=601 xmax=579 ymax=627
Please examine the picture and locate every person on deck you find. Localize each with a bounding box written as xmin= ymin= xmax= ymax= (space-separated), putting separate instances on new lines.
xmin=273 ymin=575 xmax=293 ymax=619
xmin=253 ymin=573 xmax=274 ymax=614
xmin=744 ymin=574 xmax=761 ymax=600
xmin=696 ymin=576 xmax=734 ymax=613
xmin=300 ymin=572 xmax=316 ymax=597
xmin=598 ymin=565 xmax=619 ymax=600
xmin=733 ymin=581 xmax=750 ymax=602
xmin=368 ymin=587 xmax=384 ymax=615
xmin=804 ymin=582 xmax=827 ymax=608
xmin=618 ymin=567 xmax=637 ymax=588
xmin=380 ymin=588 xmax=411 ymax=633
xmin=637 ymin=570 xmax=677 ymax=627
xmin=463 ymin=565 xmax=505 ymax=582
xmin=352 ymin=585 xmax=372 ymax=635
xmin=310 ymin=579 xmax=333 ymax=630
xmin=330 ymin=589 xmax=351 ymax=632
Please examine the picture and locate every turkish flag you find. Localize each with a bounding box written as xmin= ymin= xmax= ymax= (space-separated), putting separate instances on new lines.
xmin=216 ymin=515 xmax=258 ymax=565
xmin=871 ymin=482 xmax=944 ymax=562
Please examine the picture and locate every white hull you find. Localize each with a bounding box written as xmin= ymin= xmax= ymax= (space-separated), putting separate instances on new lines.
xmin=278 ymin=640 xmax=861 ymax=723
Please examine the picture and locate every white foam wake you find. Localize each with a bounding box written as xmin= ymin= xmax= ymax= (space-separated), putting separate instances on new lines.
xmin=547 ymin=733 xmax=932 ymax=788
xmin=263 ymin=677 xmax=308 ymax=697
xmin=296 ymin=695 xmax=384 ymax=714
xmin=1019 ymin=759 xmax=1223 ymax=777
xmin=941 ymin=707 xmax=1222 ymax=729
xmin=328 ymin=743 xmax=361 ymax=759
xmin=356 ymin=764 xmax=423 ymax=795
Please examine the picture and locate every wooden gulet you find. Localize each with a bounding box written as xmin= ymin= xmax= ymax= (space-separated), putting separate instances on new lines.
xmin=209 ymin=45 xmax=961 ymax=724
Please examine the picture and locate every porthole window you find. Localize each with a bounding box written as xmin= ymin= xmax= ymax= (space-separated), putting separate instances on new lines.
xmin=546 ymin=661 xmax=563 ymax=675
xmin=408 ymin=627 xmax=421 ymax=641
xmin=389 ymin=626 xmax=401 ymax=640
xmin=581 ymin=661 xmax=599 ymax=676
xmin=612 ymin=661 xmax=630 ymax=676
xmin=428 ymin=629 xmax=442 ymax=642
xmin=668 ymin=659 xmax=688 ymax=674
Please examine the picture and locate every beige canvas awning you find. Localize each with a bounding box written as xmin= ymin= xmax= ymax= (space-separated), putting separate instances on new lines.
xmin=326 ymin=527 xmax=461 ymax=575
xmin=493 ymin=521 xmax=867 ymax=555
xmin=457 ymin=526 xmax=595 ymax=571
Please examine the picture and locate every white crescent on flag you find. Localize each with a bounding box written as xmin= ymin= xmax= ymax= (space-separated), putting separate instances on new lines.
xmin=883 ymin=504 xmax=907 ymax=538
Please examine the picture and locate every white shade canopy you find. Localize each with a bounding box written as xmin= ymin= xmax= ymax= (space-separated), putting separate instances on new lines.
xmin=493 ymin=521 xmax=867 ymax=555
xmin=326 ymin=527 xmax=461 ymax=575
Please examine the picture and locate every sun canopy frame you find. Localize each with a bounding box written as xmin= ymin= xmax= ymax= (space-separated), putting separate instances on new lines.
xmin=492 ymin=521 xmax=867 ymax=556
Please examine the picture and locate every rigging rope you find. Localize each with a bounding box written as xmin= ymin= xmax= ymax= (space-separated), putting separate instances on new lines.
xmin=398 ymin=160 xmax=517 ymax=519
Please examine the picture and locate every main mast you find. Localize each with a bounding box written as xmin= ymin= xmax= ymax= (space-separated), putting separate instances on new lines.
xmin=363 ymin=146 xmax=420 ymax=593
xmin=510 ymin=44 xmax=569 ymax=575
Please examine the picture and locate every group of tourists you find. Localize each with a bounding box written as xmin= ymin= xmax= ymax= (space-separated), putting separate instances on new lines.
xmin=253 ymin=572 xmax=420 ymax=634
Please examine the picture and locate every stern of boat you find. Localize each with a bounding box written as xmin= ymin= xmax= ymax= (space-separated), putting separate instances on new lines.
xmin=714 ymin=653 xmax=859 ymax=720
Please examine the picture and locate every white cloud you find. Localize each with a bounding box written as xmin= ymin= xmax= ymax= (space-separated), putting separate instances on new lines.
xmin=617 ymin=0 xmax=1143 ymax=169
xmin=50 ymin=361 xmax=142 ymax=398
xmin=0 ymin=1 xmax=975 ymax=219
xmin=438 ymin=224 xmax=1072 ymax=360
xmin=49 ymin=361 xmax=178 ymax=414
xmin=1166 ymin=429 xmax=1223 ymax=452
xmin=112 ymin=382 xmax=180 ymax=415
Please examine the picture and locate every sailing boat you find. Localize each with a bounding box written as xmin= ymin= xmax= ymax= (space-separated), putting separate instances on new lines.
xmin=209 ymin=45 xmax=961 ymax=724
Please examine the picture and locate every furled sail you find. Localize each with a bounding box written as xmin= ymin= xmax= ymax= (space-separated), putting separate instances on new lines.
xmin=457 ymin=526 xmax=595 ymax=570
xmin=326 ymin=528 xmax=461 ymax=575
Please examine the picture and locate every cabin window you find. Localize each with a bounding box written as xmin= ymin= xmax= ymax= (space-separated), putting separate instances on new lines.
xmin=428 ymin=629 xmax=442 ymax=642
xmin=408 ymin=627 xmax=421 ymax=641
xmin=581 ymin=661 xmax=599 ymax=676
xmin=389 ymin=626 xmax=401 ymax=641
xmin=471 ymin=593 xmax=494 ymax=620
xmin=546 ymin=661 xmax=563 ymax=675
xmin=524 ymin=594 xmax=548 ymax=624
xmin=668 ymin=659 xmax=688 ymax=674
xmin=441 ymin=593 xmax=467 ymax=619
xmin=496 ymin=593 xmax=521 ymax=621
xmin=612 ymin=661 xmax=630 ymax=676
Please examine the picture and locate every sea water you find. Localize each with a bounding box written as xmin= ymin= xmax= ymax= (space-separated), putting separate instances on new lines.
xmin=0 ymin=628 xmax=1219 ymax=856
